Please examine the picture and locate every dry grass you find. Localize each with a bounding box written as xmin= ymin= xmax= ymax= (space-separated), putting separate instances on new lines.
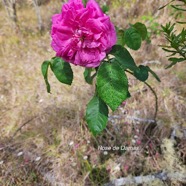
xmin=0 ymin=0 xmax=186 ymax=185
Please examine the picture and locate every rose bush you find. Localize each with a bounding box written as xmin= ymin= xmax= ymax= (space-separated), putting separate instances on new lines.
xmin=42 ymin=0 xmax=160 ymax=136
xmin=51 ymin=0 xmax=117 ymax=68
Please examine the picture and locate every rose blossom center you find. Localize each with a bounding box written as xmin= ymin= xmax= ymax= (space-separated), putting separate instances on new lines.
xmin=73 ymin=29 xmax=85 ymax=42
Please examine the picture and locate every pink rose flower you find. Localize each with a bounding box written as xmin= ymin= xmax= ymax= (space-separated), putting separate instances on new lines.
xmin=51 ymin=0 xmax=117 ymax=68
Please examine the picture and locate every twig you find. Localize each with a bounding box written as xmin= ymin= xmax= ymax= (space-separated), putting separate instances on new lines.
xmin=126 ymin=116 xmax=155 ymax=124
xmin=11 ymin=116 xmax=38 ymax=138
xmin=32 ymin=0 xmax=43 ymax=32
xmin=170 ymin=127 xmax=177 ymax=140
xmin=109 ymin=114 xmax=155 ymax=124
xmin=2 ymin=0 xmax=18 ymax=26
xmin=105 ymin=128 xmax=116 ymax=141
xmin=142 ymin=60 xmax=161 ymax=66
xmin=104 ymin=171 xmax=186 ymax=186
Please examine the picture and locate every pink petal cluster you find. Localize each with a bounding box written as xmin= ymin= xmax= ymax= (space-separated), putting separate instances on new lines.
xmin=51 ymin=0 xmax=117 ymax=68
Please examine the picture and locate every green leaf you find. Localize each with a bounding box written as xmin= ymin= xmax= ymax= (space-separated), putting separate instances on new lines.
xmin=116 ymin=29 xmax=125 ymax=46
xmin=165 ymin=61 xmax=177 ymax=69
xmin=165 ymin=57 xmax=185 ymax=68
xmin=134 ymin=65 xmax=149 ymax=82
xmin=146 ymin=66 xmax=161 ymax=82
xmin=41 ymin=60 xmax=51 ymax=93
xmin=124 ymin=27 xmax=142 ymax=50
xmin=171 ymin=5 xmax=186 ymax=11
xmin=169 ymin=57 xmax=185 ymax=63
xmin=97 ymin=60 xmax=129 ymax=111
xmin=51 ymin=57 xmax=73 ymax=85
xmin=83 ymin=68 xmax=96 ymax=85
xmin=110 ymin=45 xmax=138 ymax=71
xmin=133 ymin=22 xmax=148 ymax=40
xmin=86 ymin=96 xmax=108 ymax=136
xmin=102 ymin=5 xmax=109 ymax=13
xmin=162 ymin=48 xmax=177 ymax=53
xmin=177 ymin=21 xmax=186 ymax=24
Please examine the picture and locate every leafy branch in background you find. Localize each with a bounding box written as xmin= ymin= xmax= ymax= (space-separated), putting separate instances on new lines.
xmin=161 ymin=23 xmax=186 ymax=68
xmin=159 ymin=0 xmax=186 ymax=68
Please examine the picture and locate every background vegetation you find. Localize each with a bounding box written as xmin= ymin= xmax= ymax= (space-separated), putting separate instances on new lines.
xmin=0 ymin=0 xmax=185 ymax=185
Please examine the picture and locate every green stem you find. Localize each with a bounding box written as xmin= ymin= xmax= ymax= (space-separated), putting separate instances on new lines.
xmin=125 ymin=70 xmax=158 ymax=121
xmin=144 ymin=81 xmax=158 ymax=121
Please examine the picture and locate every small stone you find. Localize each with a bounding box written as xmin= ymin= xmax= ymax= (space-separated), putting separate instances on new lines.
xmin=17 ymin=151 xmax=23 ymax=156
xmin=35 ymin=157 xmax=41 ymax=161
xmin=72 ymin=162 xmax=77 ymax=167
xmin=0 ymin=161 xmax=4 ymax=165
xmin=83 ymin=156 xmax=88 ymax=160
xmin=134 ymin=135 xmax=138 ymax=139
xmin=111 ymin=119 xmax=114 ymax=123
xmin=103 ymin=151 xmax=108 ymax=155
xmin=131 ymin=139 xmax=136 ymax=144
xmin=69 ymin=141 xmax=74 ymax=146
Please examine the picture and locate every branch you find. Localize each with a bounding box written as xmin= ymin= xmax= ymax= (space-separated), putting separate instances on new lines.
xmin=11 ymin=115 xmax=38 ymax=138
xmin=109 ymin=115 xmax=155 ymax=124
xmin=2 ymin=0 xmax=17 ymax=25
xmin=104 ymin=171 xmax=186 ymax=186
xmin=32 ymin=0 xmax=43 ymax=32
